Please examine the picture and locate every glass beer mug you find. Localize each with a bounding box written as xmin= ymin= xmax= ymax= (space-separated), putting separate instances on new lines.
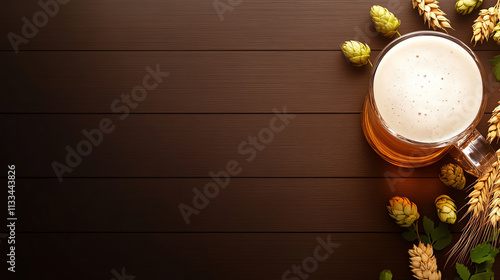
xmin=361 ymin=31 xmax=497 ymax=177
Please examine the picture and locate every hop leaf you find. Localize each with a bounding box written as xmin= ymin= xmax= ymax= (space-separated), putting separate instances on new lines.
xmin=341 ymin=40 xmax=371 ymax=67
xmin=456 ymin=263 xmax=471 ymax=280
xmin=489 ymin=54 xmax=500 ymax=81
xmin=456 ymin=0 xmax=483 ymax=15
xmin=387 ymin=196 xmax=420 ymax=227
xmin=470 ymin=242 xmax=497 ymax=264
xmin=439 ymin=163 xmax=466 ymax=190
xmin=435 ymin=195 xmax=457 ymax=224
xmin=370 ymin=5 xmax=401 ymax=37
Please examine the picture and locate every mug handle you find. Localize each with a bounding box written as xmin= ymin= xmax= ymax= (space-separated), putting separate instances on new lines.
xmin=450 ymin=129 xmax=498 ymax=177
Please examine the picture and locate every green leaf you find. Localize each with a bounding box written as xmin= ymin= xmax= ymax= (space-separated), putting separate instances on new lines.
xmin=420 ymin=235 xmax=431 ymax=246
xmin=456 ymin=263 xmax=471 ymax=280
xmin=431 ymin=222 xmax=452 ymax=250
xmin=489 ymin=247 xmax=500 ymax=259
xmin=423 ymin=216 xmax=434 ymax=236
xmin=470 ymin=271 xmax=494 ymax=280
xmin=431 ymin=222 xmax=450 ymax=241
xmin=489 ymin=55 xmax=500 ymax=66
xmin=379 ymin=269 xmax=392 ymax=280
xmin=402 ymin=228 xmax=418 ymax=242
xmin=476 ymin=258 xmax=495 ymax=274
xmin=471 ymin=242 xmax=494 ymax=264
xmin=492 ymin=63 xmax=500 ymax=82
xmin=433 ymin=233 xmax=452 ymax=250
xmin=490 ymin=55 xmax=500 ymax=82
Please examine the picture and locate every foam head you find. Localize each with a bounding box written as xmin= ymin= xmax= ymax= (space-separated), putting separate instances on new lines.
xmin=373 ymin=35 xmax=483 ymax=143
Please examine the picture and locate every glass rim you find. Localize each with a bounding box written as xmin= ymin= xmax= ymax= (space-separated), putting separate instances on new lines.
xmin=368 ymin=30 xmax=487 ymax=148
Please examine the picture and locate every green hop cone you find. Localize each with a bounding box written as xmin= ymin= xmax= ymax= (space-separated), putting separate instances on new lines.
xmin=494 ymin=22 xmax=500 ymax=45
xmin=370 ymin=5 xmax=401 ymax=38
xmin=439 ymin=163 xmax=466 ymax=190
xmin=341 ymin=40 xmax=371 ymax=67
xmin=435 ymin=195 xmax=457 ymax=224
xmin=387 ymin=196 xmax=420 ymax=227
xmin=455 ymin=0 xmax=483 ymax=15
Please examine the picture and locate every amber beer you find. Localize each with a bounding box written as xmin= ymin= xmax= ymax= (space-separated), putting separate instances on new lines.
xmin=362 ymin=31 xmax=489 ymax=170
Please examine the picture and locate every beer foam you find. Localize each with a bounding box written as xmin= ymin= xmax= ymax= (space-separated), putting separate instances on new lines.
xmin=373 ymin=35 xmax=483 ymax=143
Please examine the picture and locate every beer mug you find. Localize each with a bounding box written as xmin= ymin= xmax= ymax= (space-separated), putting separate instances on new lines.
xmin=361 ymin=31 xmax=497 ymax=177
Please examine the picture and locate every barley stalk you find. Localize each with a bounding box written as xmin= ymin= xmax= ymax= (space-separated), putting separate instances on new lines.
xmin=487 ymin=101 xmax=500 ymax=143
xmin=412 ymin=0 xmax=452 ymax=33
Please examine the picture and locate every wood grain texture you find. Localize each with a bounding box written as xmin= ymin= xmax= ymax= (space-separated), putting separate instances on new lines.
xmin=1 ymin=50 xmax=499 ymax=113
xmin=2 ymin=0 xmax=500 ymax=51
xmin=2 ymin=114 xmax=496 ymax=178
xmin=4 ymin=178 xmax=471 ymax=232
xmin=3 ymin=0 xmax=500 ymax=279
xmin=0 ymin=233 xmax=485 ymax=280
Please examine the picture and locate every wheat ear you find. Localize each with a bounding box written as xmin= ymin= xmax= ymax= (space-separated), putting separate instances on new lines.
xmin=487 ymin=102 xmax=500 ymax=143
xmin=471 ymin=0 xmax=500 ymax=45
xmin=412 ymin=0 xmax=453 ymax=33
xmin=447 ymin=159 xmax=498 ymax=264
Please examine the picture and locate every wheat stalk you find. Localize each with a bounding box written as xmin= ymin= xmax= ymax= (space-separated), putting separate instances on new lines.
xmin=471 ymin=1 xmax=500 ymax=45
xmin=412 ymin=0 xmax=452 ymax=33
xmin=467 ymin=162 xmax=498 ymax=217
xmin=489 ymin=177 xmax=500 ymax=226
xmin=448 ymin=157 xmax=499 ymax=264
xmin=487 ymin=102 xmax=500 ymax=143
xmin=489 ymin=150 xmax=500 ymax=229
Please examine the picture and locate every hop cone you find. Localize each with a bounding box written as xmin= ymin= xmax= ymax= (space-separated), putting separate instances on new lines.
xmin=370 ymin=5 xmax=401 ymax=37
xmin=455 ymin=0 xmax=483 ymax=15
xmin=494 ymin=22 xmax=500 ymax=44
xmin=409 ymin=242 xmax=442 ymax=280
xmin=341 ymin=40 xmax=371 ymax=67
xmin=435 ymin=195 xmax=457 ymax=224
xmin=387 ymin=196 xmax=420 ymax=227
xmin=439 ymin=163 xmax=465 ymax=190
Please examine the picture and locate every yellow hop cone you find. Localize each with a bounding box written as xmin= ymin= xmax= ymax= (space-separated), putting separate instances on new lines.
xmin=455 ymin=0 xmax=483 ymax=15
xmin=409 ymin=242 xmax=442 ymax=280
xmin=439 ymin=163 xmax=466 ymax=190
xmin=387 ymin=196 xmax=420 ymax=227
xmin=494 ymin=22 xmax=500 ymax=44
xmin=370 ymin=5 xmax=401 ymax=37
xmin=341 ymin=40 xmax=371 ymax=67
xmin=435 ymin=195 xmax=457 ymax=224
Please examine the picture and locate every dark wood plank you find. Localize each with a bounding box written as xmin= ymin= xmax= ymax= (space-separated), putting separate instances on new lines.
xmin=1 ymin=51 xmax=499 ymax=113
xmin=1 ymin=0 xmax=499 ymax=51
xmin=3 ymin=114 xmax=494 ymax=178
xmin=0 ymin=233 xmax=481 ymax=280
xmin=6 ymin=178 xmax=471 ymax=232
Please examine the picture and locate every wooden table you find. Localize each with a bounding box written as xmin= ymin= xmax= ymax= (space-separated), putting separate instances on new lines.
xmin=1 ymin=0 xmax=500 ymax=279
